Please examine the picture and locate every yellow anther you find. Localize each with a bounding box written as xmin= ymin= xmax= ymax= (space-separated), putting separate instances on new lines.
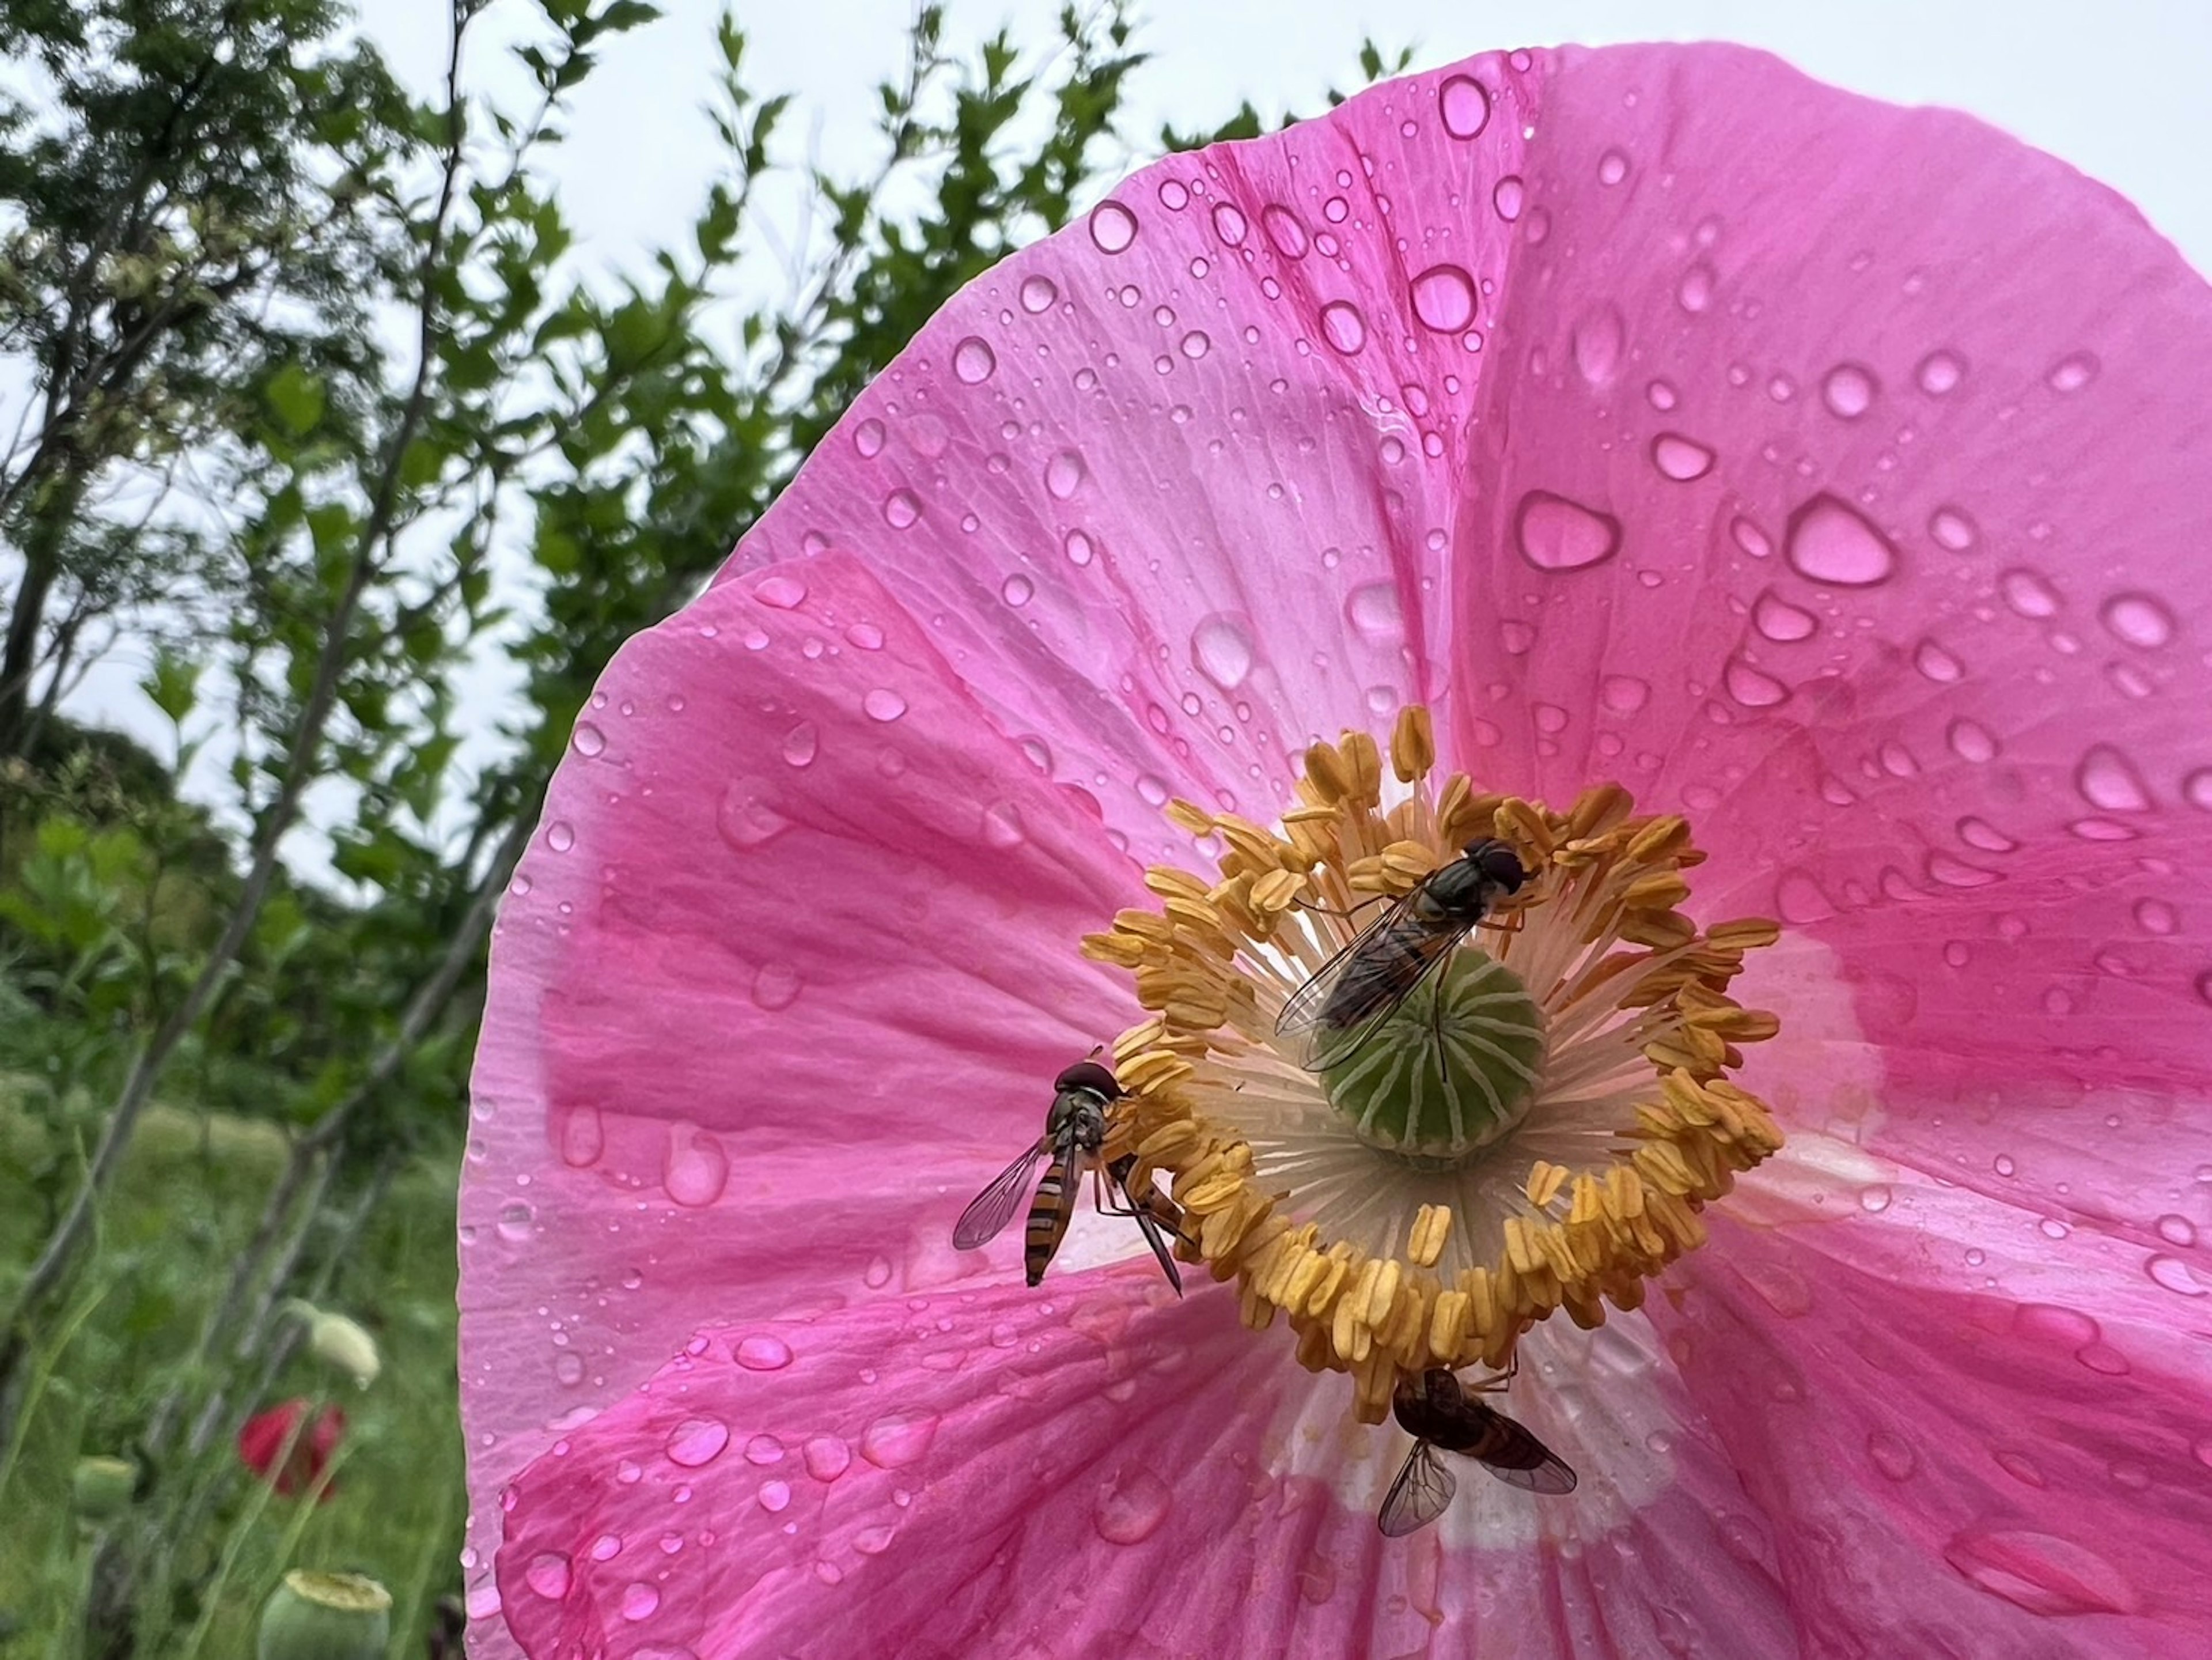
xmin=1407 ymin=1203 xmax=1452 ymax=1269
xmin=1524 ymin=1160 xmax=1570 ymax=1209
xmin=1390 ymin=705 xmax=1435 ymax=782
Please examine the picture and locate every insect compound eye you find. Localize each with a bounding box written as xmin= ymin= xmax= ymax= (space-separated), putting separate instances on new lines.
xmin=1468 ymin=840 xmax=1527 ymax=892
xmin=1054 ymin=1058 xmax=1121 ymax=1097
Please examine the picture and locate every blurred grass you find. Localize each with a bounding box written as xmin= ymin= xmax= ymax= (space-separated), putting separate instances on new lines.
xmin=0 ymin=1077 xmax=463 ymax=1655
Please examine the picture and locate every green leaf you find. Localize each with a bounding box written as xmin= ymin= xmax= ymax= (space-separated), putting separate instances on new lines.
xmin=264 ymin=362 xmax=327 ymax=436
xmin=142 ymin=648 xmax=202 ymax=725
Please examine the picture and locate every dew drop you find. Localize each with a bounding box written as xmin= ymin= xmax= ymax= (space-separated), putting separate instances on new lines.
xmin=1943 ymin=1527 xmax=2137 ymax=1617
xmin=619 ymin=1582 xmax=661 ymax=1622
xmin=1916 ymin=350 xmax=1964 ymax=395
xmin=997 ymin=574 xmax=1035 ymax=610
xmin=1044 ymin=451 xmax=1086 ymax=500
xmin=1319 ymin=300 xmax=1368 ymax=354
xmin=1600 ymin=675 xmax=1649 ymax=714
xmin=1785 ymin=494 xmax=1897 ymax=587
xmin=803 ymin=1435 xmax=851 ymax=1481
xmin=546 ymin=820 xmax=575 ymax=853
xmin=558 ymin=1106 xmax=604 ymax=1169
xmin=1751 ymin=591 xmax=1817 ymax=642
xmin=751 ymin=962 xmax=801 ymax=1011
xmin=2149 ymin=1256 xmax=2207 ymax=1297
xmin=2187 ymin=770 xmax=2212 ymax=812
xmin=1868 ymin=1430 xmax=1916 ymax=1481
xmin=2046 ymin=352 xmax=2099 ymax=393
xmin=1928 ymin=506 xmax=1978 ymax=552
xmin=1063 ymin=529 xmax=1096 ymax=568
xmin=1946 ymin=718 xmax=1998 ymax=763
xmin=1820 ymin=363 xmax=1877 ymax=419
xmin=1088 ymin=201 xmax=1137 ymax=254
xmin=780 ymin=722 xmax=819 ymax=767
xmin=756 ymin=1479 xmax=791 ymax=1514
xmin=524 ymin=1553 xmax=573 ymax=1599
xmin=736 ymin=1333 xmax=793 ymax=1371
xmin=1571 ymin=304 xmax=1624 ymax=385
xmin=2075 ymin=745 xmax=2150 ymax=811
xmin=1859 ymin=1184 xmax=1892 ymax=1215
xmin=882 ymin=490 xmax=921 ymax=530
xmin=1914 ymin=639 xmax=1964 ymax=683
xmin=860 ymin=1412 xmax=938 ymax=1469
xmin=1724 ymin=657 xmax=1790 ymax=709
xmin=1092 ymin=1464 xmax=1172 ymax=1544
xmin=951 ymin=336 xmax=995 ymax=385
xmin=745 ymin=1434 xmax=785 ymax=1466
xmin=980 ymin=800 xmax=1026 ymax=849
xmin=863 ymin=688 xmax=908 ymax=723
xmin=1597 ymin=148 xmax=1630 ymax=186
xmin=1262 ymin=204 xmax=1309 ymax=258
xmin=2100 ymin=592 xmax=2174 ymax=649
xmin=664 ymin=1416 xmax=730 ymax=1469
xmin=661 ymin=1123 xmax=729 ymax=1208
xmin=1650 ymin=433 xmax=1714 ymax=482
xmin=1210 ymin=201 xmax=1248 ymax=245
xmin=717 ymin=780 xmax=790 ymax=851
xmin=1439 ymin=74 xmax=1491 ymax=139
xmin=1191 ymin=613 xmax=1256 ymax=690
xmin=1018 ymin=274 xmax=1057 ymax=314
xmin=853 ymin=418 xmax=885 ymax=458
xmin=1676 ymin=261 xmax=1714 ymax=313
xmin=1515 ymin=491 xmax=1621 ymax=572
xmin=1491 ymin=175 xmax=1525 ymax=221
xmin=496 ymin=1201 xmax=533 ymax=1242
xmin=1345 ymin=583 xmax=1404 ymax=642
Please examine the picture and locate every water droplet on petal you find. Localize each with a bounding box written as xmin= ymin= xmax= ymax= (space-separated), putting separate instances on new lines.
xmin=1262 ymin=204 xmax=1308 ymax=258
xmin=1191 ymin=613 xmax=1256 ymax=689
xmin=1439 ymin=75 xmax=1491 ymax=138
xmin=1092 ymin=1464 xmax=1172 ymax=1544
xmin=737 ymin=1333 xmax=793 ymax=1371
xmin=1088 ymin=201 xmax=1137 ymax=254
xmin=1650 ymin=432 xmax=1714 ymax=481
xmin=557 ymin=1106 xmax=604 ymax=1170
xmin=751 ymin=962 xmax=801 ymax=1011
xmin=495 ymin=1202 xmax=533 ymax=1242
xmin=2047 ymin=352 xmax=2099 ymax=393
xmin=882 ymin=490 xmax=920 ymax=530
xmin=665 ymin=1417 xmax=730 ymax=1468
xmin=781 ymin=722 xmax=819 ymax=767
xmin=1345 ymin=583 xmax=1403 ymax=642
xmin=1491 ymin=175 xmax=1525 ymax=221
xmin=1914 ymin=639 xmax=1964 ymax=683
xmin=1724 ymin=657 xmax=1790 ymax=708
xmin=756 ymin=1479 xmax=791 ymax=1513
xmin=1676 ymin=261 xmax=1714 ymax=313
xmin=546 ymin=820 xmax=575 ymax=853
xmin=572 ymin=721 xmax=605 ymax=757
xmin=1597 ymin=148 xmax=1630 ymax=186
xmin=1601 ymin=675 xmax=1649 ymax=713
xmin=980 ymin=800 xmax=1027 ymax=849
xmin=619 ymin=1582 xmax=661 ymax=1622
xmin=661 ymin=1124 xmax=729 ymax=1207
xmin=717 ymin=780 xmax=790 ymax=851
xmin=860 ymin=1412 xmax=938 ymax=1469
xmin=1018 ymin=274 xmax=1057 ymax=313
xmin=2149 ymin=1255 xmax=2207 ymax=1297
xmin=804 ymin=1435 xmax=851 ymax=1480
xmin=1571 ymin=304 xmax=1624 ymax=385
xmin=2000 ymin=569 xmax=2059 ymax=618
xmin=1751 ymin=591 xmax=1817 ymax=642
xmin=1916 ymin=350 xmax=1964 ymax=395
xmin=1209 ymin=201 xmax=1248 ymax=245
xmin=2100 ymin=592 xmax=2174 ymax=649
xmin=1319 ymin=300 xmax=1368 ymax=354
xmin=524 ymin=1553 xmax=573 ymax=1599
xmin=863 ymin=688 xmax=907 ymax=723
xmin=1928 ymin=506 xmax=1978 ymax=552
xmin=2075 ymin=745 xmax=2150 ymax=812
xmin=853 ymin=419 xmax=885 ymax=458
xmin=1820 ymin=363 xmax=1877 ymax=418
xmin=1785 ymin=494 xmax=1897 ymax=587
xmin=952 ymin=336 xmax=995 ymax=384
xmin=1943 ymin=1527 xmax=2137 ymax=1617
xmin=745 ymin=1434 xmax=785 ymax=1466
xmin=1515 ymin=491 xmax=1621 ymax=572
xmin=1045 ymin=451 xmax=1086 ymax=499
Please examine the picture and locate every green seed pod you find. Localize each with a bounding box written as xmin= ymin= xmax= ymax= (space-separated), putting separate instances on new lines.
xmin=70 ymin=1455 xmax=138 ymax=1521
xmin=1321 ymin=950 xmax=1546 ymax=1159
xmin=256 ymin=1570 xmax=391 ymax=1660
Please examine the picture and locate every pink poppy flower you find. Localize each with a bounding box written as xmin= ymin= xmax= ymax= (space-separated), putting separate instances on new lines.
xmin=460 ymin=41 xmax=2212 ymax=1659
xmin=237 ymin=1398 xmax=347 ymax=1500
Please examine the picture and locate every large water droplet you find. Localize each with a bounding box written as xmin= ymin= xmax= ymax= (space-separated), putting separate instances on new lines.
xmin=1601 ymin=675 xmax=1649 ymax=713
xmin=1785 ymin=494 xmax=1897 ymax=587
xmin=1570 ymin=304 xmax=1624 ymax=385
xmin=497 ymin=1201 xmax=533 ymax=1242
xmin=558 ymin=1105 xmax=604 ymax=1169
xmin=1676 ymin=262 xmax=1714 ymax=313
xmin=1752 ymin=591 xmax=1817 ymax=642
xmin=545 ymin=820 xmax=575 ymax=853
xmin=1999 ymin=569 xmax=2059 ymax=619
xmin=1191 ymin=613 xmax=1256 ymax=689
xmin=1820 ymin=363 xmax=1877 ymax=419
xmin=1928 ymin=506 xmax=1978 ymax=552
xmin=737 ymin=1333 xmax=793 ymax=1371
xmin=755 ymin=573 xmax=808 ymax=610
xmin=863 ymin=688 xmax=907 ymax=723
xmin=882 ymin=490 xmax=920 ymax=530
xmin=803 ymin=1435 xmax=851 ymax=1481
xmin=1724 ymin=657 xmax=1790 ymax=709
xmin=1597 ymin=148 xmax=1630 ymax=186
xmin=1868 ymin=1430 xmax=1916 ymax=1481
xmin=781 ymin=722 xmax=819 ymax=767
xmin=1044 ymin=451 xmax=1086 ymax=500
xmin=1210 ymin=201 xmax=1248 ymax=245
xmin=661 ymin=1122 xmax=729 ymax=1208
xmin=1914 ymin=639 xmax=1964 ymax=683
xmin=1492 ymin=175 xmax=1525 ymax=221
xmin=2099 ymin=592 xmax=2174 ymax=649
xmin=2075 ymin=745 xmax=2150 ymax=812
xmin=1915 ymin=349 xmax=1964 ymax=395
xmin=665 ymin=1416 xmax=730 ymax=1468
xmin=1320 ymin=300 xmax=1368 ymax=354
xmin=860 ymin=1412 xmax=938 ymax=1469
xmin=853 ymin=419 xmax=885 ymax=458
xmin=751 ymin=962 xmax=801 ymax=1011
xmin=1650 ymin=433 xmax=1714 ymax=482
xmin=980 ymin=800 xmax=1026 ymax=849
xmin=952 ymin=336 xmax=995 ymax=385
xmin=1439 ymin=74 xmax=1491 ymax=139
xmin=1262 ymin=204 xmax=1308 ymax=258
xmin=1408 ymin=266 xmax=1476 ymax=333
xmin=1092 ymin=1463 xmax=1172 ymax=1544
xmin=524 ymin=1552 xmax=573 ymax=1599
xmin=1345 ymin=583 xmax=1404 ymax=642
xmin=1018 ymin=274 xmax=1057 ymax=314
xmin=1943 ymin=1527 xmax=2137 ymax=1617
xmin=1088 ymin=201 xmax=1137 ymax=254
xmin=619 ymin=1582 xmax=661 ymax=1622
xmin=1514 ymin=491 xmax=1621 ymax=572
xmin=717 ymin=780 xmax=790 ymax=851
xmin=571 ymin=721 xmax=607 ymax=758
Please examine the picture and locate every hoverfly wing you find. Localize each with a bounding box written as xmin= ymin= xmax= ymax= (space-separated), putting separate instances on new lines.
xmin=1275 ymin=887 xmax=1462 ymax=1072
xmin=953 ymin=1137 xmax=1050 ymax=1250
xmin=1475 ymin=1415 xmax=1580 ymax=1496
xmin=1377 ymin=1438 xmax=1457 ymax=1537
xmin=1106 ymin=1163 xmax=1184 ymax=1296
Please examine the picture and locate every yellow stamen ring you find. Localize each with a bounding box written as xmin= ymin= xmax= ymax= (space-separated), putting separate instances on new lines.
xmin=1082 ymin=708 xmax=1786 ymax=1424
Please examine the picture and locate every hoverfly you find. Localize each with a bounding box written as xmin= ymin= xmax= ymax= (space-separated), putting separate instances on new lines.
xmin=953 ymin=1060 xmax=1187 ymax=1293
xmin=1277 ymin=838 xmax=1527 ymax=1072
xmin=1377 ymin=1366 xmax=1577 ymax=1536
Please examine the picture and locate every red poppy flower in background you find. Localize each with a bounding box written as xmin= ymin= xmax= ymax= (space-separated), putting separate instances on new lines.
xmin=237 ymin=1398 xmax=346 ymax=1500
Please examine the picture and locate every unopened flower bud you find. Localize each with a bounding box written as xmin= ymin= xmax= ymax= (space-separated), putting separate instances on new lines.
xmin=71 ymin=1455 xmax=138 ymax=1521
xmin=288 ymin=1300 xmax=380 ymax=1389
xmin=256 ymin=1570 xmax=390 ymax=1660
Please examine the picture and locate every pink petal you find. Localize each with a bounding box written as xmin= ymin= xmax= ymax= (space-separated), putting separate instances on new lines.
xmin=461 ymin=554 xmax=1146 ymax=1625
xmin=1659 ymin=1187 xmax=2212 ymax=1655
xmin=495 ymin=1272 xmax=1801 ymax=1658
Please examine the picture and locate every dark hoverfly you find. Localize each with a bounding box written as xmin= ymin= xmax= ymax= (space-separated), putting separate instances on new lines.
xmin=1377 ymin=1366 xmax=1578 ymax=1537
xmin=953 ymin=1060 xmax=1187 ymax=1293
xmin=1277 ymin=838 xmax=1528 ymax=1072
